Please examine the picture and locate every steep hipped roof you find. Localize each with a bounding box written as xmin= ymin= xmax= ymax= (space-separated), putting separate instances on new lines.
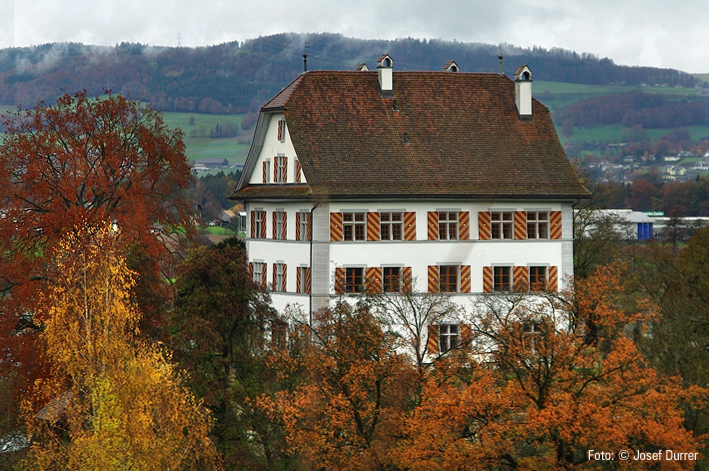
xmin=235 ymin=70 xmax=589 ymax=200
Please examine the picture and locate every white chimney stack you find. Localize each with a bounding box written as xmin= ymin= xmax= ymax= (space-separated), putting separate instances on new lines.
xmin=377 ymin=54 xmax=394 ymax=98
xmin=514 ymin=65 xmax=533 ymax=120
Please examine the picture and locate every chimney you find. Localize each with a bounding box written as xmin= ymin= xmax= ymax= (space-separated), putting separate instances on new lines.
xmin=377 ymin=54 xmax=394 ymax=98
xmin=514 ymin=65 xmax=533 ymax=120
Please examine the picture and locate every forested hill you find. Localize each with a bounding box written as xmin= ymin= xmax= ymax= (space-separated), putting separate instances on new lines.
xmin=0 ymin=33 xmax=697 ymax=113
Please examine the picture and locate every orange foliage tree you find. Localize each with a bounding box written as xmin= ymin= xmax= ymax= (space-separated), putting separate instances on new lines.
xmin=0 ymin=92 xmax=193 ymax=399
xmin=21 ymin=226 xmax=219 ymax=470
xmin=397 ymin=264 xmax=704 ymax=470
xmin=260 ymin=301 xmax=415 ymax=470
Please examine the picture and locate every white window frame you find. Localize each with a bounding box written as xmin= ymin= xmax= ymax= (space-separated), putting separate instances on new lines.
xmin=439 ymin=324 xmax=460 ymax=352
xmin=438 ymin=211 xmax=459 ymax=240
xmin=343 ymin=212 xmax=366 ymax=241
xmin=275 ymin=262 xmax=285 ymax=292
xmin=526 ymin=211 xmax=549 ymax=239
xmin=491 ymin=211 xmax=514 ymax=239
xmin=380 ymin=212 xmax=404 ymax=240
xmin=253 ymin=262 xmax=264 ymax=285
xmin=298 ymin=210 xmax=309 ymax=241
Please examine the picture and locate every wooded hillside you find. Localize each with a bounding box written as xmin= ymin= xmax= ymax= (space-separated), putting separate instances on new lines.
xmin=0 ymin=33 xmax=697 ymax=113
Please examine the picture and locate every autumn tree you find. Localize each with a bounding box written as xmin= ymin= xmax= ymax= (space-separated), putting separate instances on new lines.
xmin=169 ymin=239 xmax=286 ymax=470
xmin=396 ymin=265 xmax=704 ymax=470
xmin=0 ymin=91 xmax=194 ymax=412
xmin=625 ymin=229 xmax=709 ymax=465
xmin=21 ymin=225 xmax=220 ymax=470
xmin=261 ymin=301 xmax=415 ymax=471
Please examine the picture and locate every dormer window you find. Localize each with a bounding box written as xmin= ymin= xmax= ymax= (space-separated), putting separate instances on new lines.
xmin=444 ymin=60 xmax=460 ymax=72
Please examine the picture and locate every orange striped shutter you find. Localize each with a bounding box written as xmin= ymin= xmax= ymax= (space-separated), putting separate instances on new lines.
xmin=459 ymin=211 xmax=470 ymax=239
xmin=272 ymin=263 xmax=277 ymax=290
xmin=460 ymin=265 xmax=472 ymax=293
xmin=367 ymin=212 xmax=381 ymax=241
xmin=272 ymin=212 xmax=277 ymax=239
xmin=483 ymin=266 xmax=493 ymax=293
xmin=548 ymin=266 xmax=559 ymax=292
xmin=513 ymin=266 xmax=529 ymax=292
xmin=307 ymin=212 xmax=312 ymax=241
xmin=514 ymin=211 xmax=527 ymax=240
xmin=402 ymin=267 xmax=413 ymax=293
xmin=428 ymin=265 xmax=440 ymax=293
xmin=478 ymin=212 xmax=491 ymax=240
xmin=427 ymin=212 xmax=439 ymax=240
xmin=277 ymin=120 xmax=283 ymax=141
xmin=427 ymin=325 xmax=440 ymax=355
xmin=282 ymin=212 xmax=287 ymax=239
xmin=330 ymin=212 xmax=343 ymax=241
xmin=306 ymin=267 xmax=311 ymax=294
xmin=404 ymin=212 xmax=416 ymax=240
xmin=550 ymin=211 xmax=562 ymax=239
xmin=295 ymin=159 xmax=302 ymax=183
xmin=334 ymin=267 xmax=345 ymax=294
xmin=273 ymin=158 xmax=278 ymax=182
xmin=460 ymin=324 xmax=472 ymax=345
xmin=261 ymin=264 xmax=267 ymax=289
xmin=296 ymin=267 xmax=302 ymax=293
xmin=260 ymin=211 xmax=266 ymax=239
xmin=283 ymin=158 xmax=288 ymax=183
xmin=295 ymin=212 xmax=301 ymax=241
xmin=249 ymin=262 xmax=253 ymax=280
xmin=250 ymin=211 xmax=255 ymax=238
xmin=262 ymin=162 xmax=267 ymax=183
xmin=282 ymin=264 xmax=287 ymax=291
xmin=365 ymin=267 xmax=383 ymax=294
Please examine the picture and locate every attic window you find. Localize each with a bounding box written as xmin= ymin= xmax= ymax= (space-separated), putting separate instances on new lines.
xmin=403 ymin=132 xmax=410 ymax=145
xmin=392 ymin=100 xmax=399 ymax=112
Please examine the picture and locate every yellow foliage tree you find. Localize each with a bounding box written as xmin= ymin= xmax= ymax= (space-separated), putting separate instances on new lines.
xmin=21 ymin=225 xmax=221 ymax=470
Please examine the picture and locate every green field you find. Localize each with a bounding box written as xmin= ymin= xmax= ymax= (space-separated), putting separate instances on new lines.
xmin=160 ymin=111 xmax=252 ymax=165
xmin=534 ymin=80 xmax=709 ymax=149
xmin=0 ymin=104 xmax=253 ymax=166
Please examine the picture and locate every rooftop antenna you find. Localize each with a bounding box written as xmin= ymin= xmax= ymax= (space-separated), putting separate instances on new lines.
xmin=498 ymin=44 xmax=504 ymax=75
xmin=303 ymin=42 xmax=310 ymax=73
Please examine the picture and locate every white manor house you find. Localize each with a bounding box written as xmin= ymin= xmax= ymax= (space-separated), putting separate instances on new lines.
xmin=230 ymin=55 xmax=590 ymax=322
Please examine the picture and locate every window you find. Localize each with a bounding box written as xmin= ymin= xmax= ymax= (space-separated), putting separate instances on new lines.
xmin=274 ymin=263 xmax=285 ymax=292
xmin=253 ymin=211 xmax=264 ymax=239
xmin=343 ymin=212 xmax=366 ymax=241
xmin=383 ymin=267 xmax=401 ymax=292
xmin=438 ymin=212 xmax=458 ymax=240
xmin=440 ymin=265 xmax=458 ymax=292
xmin=298 ymin=211 xmax=310 ymax=241
xmin=297 ymin=266 xmax=310 ymax=294
xmin=277 ymin=119 xmax=286 ymax=142
xmin=252 ymin=262 xmax=265 ymax=286
xmin=527 ymin=211 xmax=549 ymax=239
xmin=529 ymin=266 xmax=547 ymax=291
xmin=263 ymin=160 xmax=271 ymax=183
xmin=274 ymin=156 xmax=286 ymax=183
xmin=494 ymin=266 xmax=512 ymax=292
xmin=274 ymin=210 xmax=286 ymax=240
xmin=380 ymin=212 xmax=403 ymax=240
xmin=345 ymin=267 xmax=364 ymax=293
xmin=491 ymin=212 xmax=513 ymax=239
xmin=439 ymin=324 xmax=460 ymax=352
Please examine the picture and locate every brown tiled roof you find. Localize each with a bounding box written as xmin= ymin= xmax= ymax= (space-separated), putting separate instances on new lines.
xmin=241 ymin=70 xmax=589 ymax=200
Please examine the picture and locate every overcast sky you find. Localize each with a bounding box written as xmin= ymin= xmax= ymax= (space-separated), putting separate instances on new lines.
xmin=1 ymin=0 xmax=707 ymax=73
